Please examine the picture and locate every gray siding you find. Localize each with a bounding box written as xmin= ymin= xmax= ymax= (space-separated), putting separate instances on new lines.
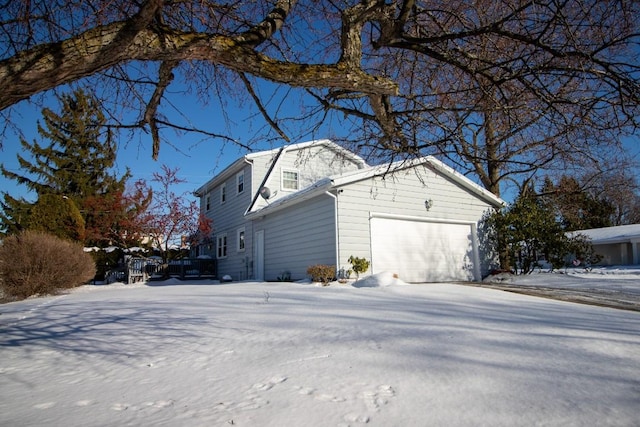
xmin=198 ymin=142 xmax=363 ymax=280
xmin=335 ymin=164 xmax=495 ymax=274
xmin=594 ymin=243 xmax=633 ymax=265
xmin=202 ymin=163 xmax=254 ymax=280
xmin=254 ymin=193 xmax=336 ymax=281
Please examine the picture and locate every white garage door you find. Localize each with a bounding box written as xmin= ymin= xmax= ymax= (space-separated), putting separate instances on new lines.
xmin=370 ymin=217 xmax=477 ymax=283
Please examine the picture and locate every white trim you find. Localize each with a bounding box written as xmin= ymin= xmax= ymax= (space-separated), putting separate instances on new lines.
xmin=236 ymin=171 xmax=245 ymax=194
xmin=246 ymin=139 xmax=368 ymax=168
xmin=237 ymin=227 xmax=246 ymax=252
xmin=254 ymin=230 xmax=265 ymax=281
xmin=325 ymin=191 xmax=339 ymax=273
xmin=216 ymin=233 xmax=228 ymax=259
xmin=282 ymin=169 xmax=299 ymax=191
xmin=369 ymin=211 xmax=476 ymax=226
xmin=194 ymin=157 xmax=250 ymax=197
xmin=244 ymin=178 xmax=333 ymax=219
xmin=220 ymin=183 xmax=226 ymax=204
xmin=332 ymin=157 xmax=504 ymax=208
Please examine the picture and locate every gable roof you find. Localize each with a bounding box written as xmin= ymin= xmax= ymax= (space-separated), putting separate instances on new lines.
xmin=330 ymin=156 xmax=504 ymax=207
xmin=245 ymin=155 xmax=505 ymax=218
xmin=247 ymin=139 xmax=367 ymax=167
xmin=194 ymin=139 xmax=366 ymax=197
xmin=573 ymin=224 xmax=640 ymax=244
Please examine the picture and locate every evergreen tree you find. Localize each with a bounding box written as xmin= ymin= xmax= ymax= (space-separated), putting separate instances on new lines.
xmin=488 ymin=184 xmax=598 ymax=274
xmin=0 ymin=89 xmax=146 ymax=245
xmin=0 ymin=193 xmax=32 ymax=235
xmin=27 ymin=194 xmax=85 ymax=242
xmin=541 ymin=175 xmax=614 ymax=231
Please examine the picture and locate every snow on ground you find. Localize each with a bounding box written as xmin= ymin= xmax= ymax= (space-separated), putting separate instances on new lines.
xmin=482 ymin=266 xmax=640 ymax=311
xmin=1 ymin=270 xmax=640 ymax=426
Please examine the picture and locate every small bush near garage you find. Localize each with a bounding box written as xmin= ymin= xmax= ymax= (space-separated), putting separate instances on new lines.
xmin=0 ymin=230 xmax=96 ymax=301
xmin=348 ymin=256 xmax=370 ymax=278
xmin=306 ymin=264 xmax=335 ymax=285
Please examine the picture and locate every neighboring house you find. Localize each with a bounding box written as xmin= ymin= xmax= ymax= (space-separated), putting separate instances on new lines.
xmin=194 ymin=139 xmax=504 ymax=283
xmin=573 ymin=224 xmax=640 ymax=266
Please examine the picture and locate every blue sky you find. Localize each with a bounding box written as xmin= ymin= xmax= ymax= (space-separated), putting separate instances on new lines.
xmin=0 ymin=86 xmax=308 ymax=204
xmin=2 ymin=83 xmax=639 ymax=207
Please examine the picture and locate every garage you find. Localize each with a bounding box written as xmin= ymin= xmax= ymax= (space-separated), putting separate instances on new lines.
xmin=370 ymin=216 xmax=479 ymax=283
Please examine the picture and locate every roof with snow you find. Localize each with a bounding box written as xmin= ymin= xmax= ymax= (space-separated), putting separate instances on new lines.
xmin=194 ymin=139 xmax=366 ymax=196
xmin=245 ymin=155 xmax=505 ymax=218
xmin=573 ymin=224 xmax=640 ymax=244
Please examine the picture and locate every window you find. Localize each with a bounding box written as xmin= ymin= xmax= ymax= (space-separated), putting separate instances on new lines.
xmin=237 ymin=227 xmax=245 ymax=252
xmin=220 ymin=183 xmax=226 ymax=204
xmin=205 ymin=193 xmax=211 ymax=211
xmin=282 ymin=170 xmax=299 ymax=190
xmin=236 ymin=171 xmax=244 ymax=194
xmin=216 ymin=234 xmax=227 ymax=259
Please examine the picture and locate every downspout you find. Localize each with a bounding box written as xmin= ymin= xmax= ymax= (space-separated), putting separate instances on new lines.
xmin=325 ymin=190 xmax=339 ymax=276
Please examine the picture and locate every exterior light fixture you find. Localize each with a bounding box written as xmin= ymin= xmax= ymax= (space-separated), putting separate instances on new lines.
xmin=425 ymin=198 xmax=433 ymax=210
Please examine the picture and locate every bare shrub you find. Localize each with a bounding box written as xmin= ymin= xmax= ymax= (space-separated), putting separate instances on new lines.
xmin=306 ymin=265 xmax=336 ymax=286
xmin=0 ymin=230 xmax=96 ymax=301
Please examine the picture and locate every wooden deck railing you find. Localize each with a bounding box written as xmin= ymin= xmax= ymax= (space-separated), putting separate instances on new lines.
xmin=126 ymin=257 xmax=217 ymax=284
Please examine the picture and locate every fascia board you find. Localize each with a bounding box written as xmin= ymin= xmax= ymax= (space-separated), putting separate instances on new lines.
xmin=329 ymin=156 xmax=505 ymax=208
xmin=194 ymin=157 xmax=249 ymax=197
xmin=244 ymin=178 xmax=333 ymax=219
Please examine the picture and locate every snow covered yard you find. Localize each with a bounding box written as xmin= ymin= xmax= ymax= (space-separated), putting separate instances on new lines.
xmin=1 ymin=277 xmax=639 ymax=426
xmin=482 ymin=266 xmax=640 ymax=311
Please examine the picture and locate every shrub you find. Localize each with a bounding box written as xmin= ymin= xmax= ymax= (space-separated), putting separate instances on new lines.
xmin=0 ymin=230 xmax=96 ymax=301
xmin=348 ymin=256 xmax=370 ymax=278
xmin=306 ymin=264 xmax=335 ymax=285
xmin=27 ymin=193 xmax=86 ymax=242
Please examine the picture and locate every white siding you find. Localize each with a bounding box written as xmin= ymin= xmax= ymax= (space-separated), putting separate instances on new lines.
xmin=335 ymin=164 xmax=495 ymax=277
xmin=254 ymin=194 xmax=336 ymax=281
xmin=255 ymin=145 xmax=364 ymax=209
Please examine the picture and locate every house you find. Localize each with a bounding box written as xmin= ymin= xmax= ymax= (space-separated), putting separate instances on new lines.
xmin=573 ymin=224 xmax=640 ymax=266
xmin=194 ymin=139 xmax=504 ymax=283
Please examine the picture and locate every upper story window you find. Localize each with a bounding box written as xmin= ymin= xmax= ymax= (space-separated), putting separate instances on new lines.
xmin=282 ymin=170 xmax=299 ymax=191
xmin=205 ymin=193 xmax=211 ymax=211
xmin=236 ymin=171 xmax=245 ymax=194
xmin=220 ymin=183 xmax=226 ymax=204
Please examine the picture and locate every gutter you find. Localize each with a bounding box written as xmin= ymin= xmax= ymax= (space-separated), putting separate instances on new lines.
xmin=194 ymin=156 xmax=249 ymax=197
xmin=244 ymin=178 xmax=334 ymax=220
xmin=325 ymin=191 xmax=340 ymax=274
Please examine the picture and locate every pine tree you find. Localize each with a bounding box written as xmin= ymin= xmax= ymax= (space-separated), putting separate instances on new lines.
xmin=489 ymin=183 xmax=599 ymax=273
xmin=0 ymin=89 xmax=147 ymax=245
xmin=27 ymin=194 xmax=86 ymax=242
xmin=541 ymin=175 xmax=614 ymax=231
xmin=0 ymin=193 xmax=32 ymax=235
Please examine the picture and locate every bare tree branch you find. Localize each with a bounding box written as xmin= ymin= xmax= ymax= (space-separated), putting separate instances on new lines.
xmin=0 ymin=0 xmax=637 ymax=197
xmin=238 ymin=72 xmax=290 ymax=142
xmin=142 ymin=60 xmax=178 ymax=159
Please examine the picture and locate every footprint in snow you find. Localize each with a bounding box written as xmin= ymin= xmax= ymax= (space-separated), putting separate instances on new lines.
xmin=33 ymin=402 xmax=56 ymax=410
xmin=342 ymin=412 xmax=370 ymax=424
xmin=111 ymin=403 xmax=129 ymax=411
xmin=316 ymin=393 xmax=347 ymax=403
xmin=251 ymin=375 xmax=287 ymax=391
xmin=362 ymin=385 xmax=395 ymax=412
xmin=217 ymin=395 xmax=269 ymax=411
